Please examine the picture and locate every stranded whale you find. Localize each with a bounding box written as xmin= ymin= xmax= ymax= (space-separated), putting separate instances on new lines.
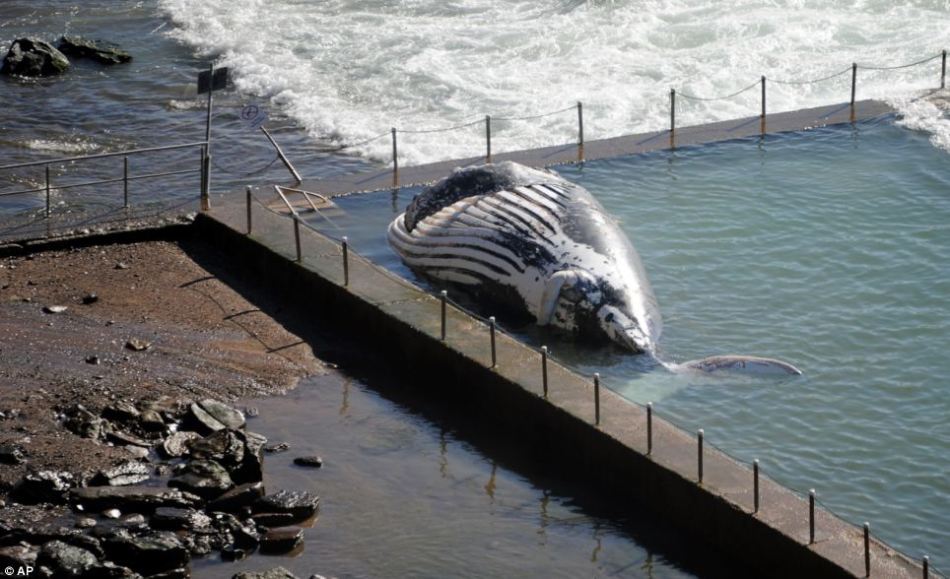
xmin=387 ymin=161 xmax=800 ymax=375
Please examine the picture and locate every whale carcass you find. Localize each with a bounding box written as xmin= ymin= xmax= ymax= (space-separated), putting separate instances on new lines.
xmin=387 ymin=161 xmax=800 ymax=375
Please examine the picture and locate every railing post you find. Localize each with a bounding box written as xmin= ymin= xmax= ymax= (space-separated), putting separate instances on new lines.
xmin=123 ymin=156 xmax=129 ymax=209
xmin=593 ymin=373 xmax=600 ymax=426
xmin=485 ymin=115 xmax=492 ymax=162
xmin=342 ymin=236 xmax=349 ymax=286
xmin=489 ymin=316 xmax=496 ymax=368
xmin=44 ymin=164 xmax=51 ymax=218
xmin=669 ymin=88 xmax=676 ymax=133
xmin=809 ymin=489 xmax=816 ymax=544
xmin=293 ymin=215 xmax=302 ymax=263
xmin=923 ymin=555 xmax=929 ymax=579
xmin=942 ymin=50 xmax=947 ymax=89
xmin=541 ymin=346 xmax=548 ymax=398
xmin=201 ymin=149 xmax=211 ymax=212
xmin=391 ymin=128 xmax=398 ymax=185
xmin=646 ymin=402 xmax=653 ymax=455
xmin=851 ymin=62 xmax=858 ymax=107
xmin=761 ymin=75 xmax=766 ymax=119
xmin=245 ymin=186 xmax=252 ymax=235
xmin=697 ymin=429 xmax=704 ymax=483
xmin=440 ymin=290 xmax=447 ymax=341
xmin=753 ymin=459 xmax=760 ymax=514
xmin=863 ymin=522 xmax=870 ymax=577
xmin=577 ymin=102 xmax=584 ymax=147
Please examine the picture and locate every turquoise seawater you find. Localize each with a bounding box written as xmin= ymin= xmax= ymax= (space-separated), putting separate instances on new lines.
xmin=312 ymin=118 xmax=950 ymax=564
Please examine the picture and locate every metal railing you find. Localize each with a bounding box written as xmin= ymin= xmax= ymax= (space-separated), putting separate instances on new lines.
xmin=0 ymin=141 xmax=209 ymax=218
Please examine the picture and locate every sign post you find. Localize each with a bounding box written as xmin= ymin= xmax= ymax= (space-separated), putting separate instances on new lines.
xmin=197 ymin=65 xmax=229 ymax=211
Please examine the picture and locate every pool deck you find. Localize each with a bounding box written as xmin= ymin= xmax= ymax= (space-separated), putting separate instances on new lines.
xmin=291 ymin=99 xmax=894 ymax=197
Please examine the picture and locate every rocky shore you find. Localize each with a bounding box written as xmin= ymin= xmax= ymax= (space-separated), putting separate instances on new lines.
xmin=0 ymin=239 xmax=333 ymax=578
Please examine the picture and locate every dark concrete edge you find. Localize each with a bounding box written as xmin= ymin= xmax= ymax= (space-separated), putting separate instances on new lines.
xmin=0 ymin=221 xmax=194 ymax=258
xmin=192 ymin=211 xmax=920 ymax=578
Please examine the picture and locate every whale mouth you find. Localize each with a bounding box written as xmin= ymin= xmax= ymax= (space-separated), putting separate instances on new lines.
xmin=597 ymin=305 xmax=652 ymax=354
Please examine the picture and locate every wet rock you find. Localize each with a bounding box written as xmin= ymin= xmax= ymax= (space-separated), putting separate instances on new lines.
xmin=89 ymin=562 xmax=141 ymax=578
xmin=119 ymin=513 xmax=145 ymax=527
xmin=187 ymin=399 xmax=244 ymax=434
xmin=81 ymin=293 xmax=99 ymax=305
xmin=57 ymin=36 xmax=131 ymax=65
xmin=207 ymin=481 xmax=264 ymax=513
xmin=251 ymin=512 xmax=298 ymax=528
xmin=101 ymin=529 xmax=189 ymax=575
xmin=114 ymin=262 xmax=129 ymax=270
xmin=42 ymin=305 xmax=67 ymax=314
xmin=1 ymin=39 xmax=69 ymax=77
xmin=138 ymin=409 xmax=166 ymax=433
xmin=37 ymin=540 xmax=98 ymax=577
xmin=187 ymin=429 xmax=244 ymax=469
xmin=210 ymin=512 xmax=259 ymax=549
xmin=0 ymin=442 xmax=25 ymax=464
xmin=168 ymin=460 xmax=233 ymax=499
xmin=235 ymin=430 xmax=266 ymax=484
xmin=0 ymin=544 xmax=40 ymax=568
xmin=258 ymin=527 xmax=303 ymax=554
xmin=253 ymin=490 xmax=319 ymax=522
xmin=264 ymin=442 xmax=289 ymax=454
xmin=85 ymin=355 xmax=101 ymax=365
xmin=102 ymin=401 xmax=139 ymax=423
xmin=293 ymin=456 xmax=323 ymax=468
xmin=64 ymin=405 xmax=104 ymax=440
xmin=124 ymin=446 xmax=149 ymax=460
xmin=102 ymin=509 xmax=121 ymax=519
xmin=151 ymin=507 xmax=211 ymax=532
xmin=75 ymin=517 xmax=96 ymax=529
xmin=233 ymin=567 xmax=300 ymax=579
xmin=148 ymin=568 xmax=189 ymax=579
xmin=125 ymin=338 xmax=150 ymax=352
xmin=91 ymin=460 xmax=150 ymax=486
xmin=159 ymin=432 xmax=198 ymax=459
xmin=220 ymin=545 xmax=248 ymax=561
xmin=12 ymin=470 xmax=75 ymax=504
xmin=70 ymin=486 xmax=201 ymax=512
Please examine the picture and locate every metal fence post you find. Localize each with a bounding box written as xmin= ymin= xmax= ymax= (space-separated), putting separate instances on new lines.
xmin=697 ymin=429 xmax=704 ymax=483
xmin=863 ymin=523 xmax=870 ymax=577
xmin=342 ymin=236 xmax=349 ymax=286
xmin=44 ymin=164 xmax=51 ymax=218
xmin=123 ymin=156 xmax=129 ymax=209
xmin=647 ymin=402 xmax=653 ymax=455
xmin=440 ymin=290 xmax=447 ymax=341
xmin=809 ymin=489 xmax=816 ymax=544
xmin=851 ymin=63 xmax=858 ymax=107
xmin=391 ymin=128 xmax=398 ymax=185
xmin=541 ymin=346 xmax=548 ymax=398
xmin=293 ymin=215 xmax=302 ymax=262
xmin=753 ymin=459 xmax=760 ymax=514
xmin=486 ymin=115 xmax=492 ymax=162
xmin=942 ymin=50 xmax=947 ymax=89
xmin=761 ymin=75 xmax=766 ymax=119
xmin=593 ymin=373 xmax=600 ymax=425
xmin=670 ymin=88 xmax=676 ymax=133
xmin=577 ymin=102 xmax=584 ymax=147
xmin=923 ymin=555 xmax=929 ymax=579
xmin=245 ymin=186 xmax=252 ymax=235
xmin=489 ymin=316 xmax=496 ymax=367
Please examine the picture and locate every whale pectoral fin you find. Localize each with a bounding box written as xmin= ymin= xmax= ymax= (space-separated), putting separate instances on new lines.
xmin=676 ymin=355 xmax=803 ymax=376
xmin=538 ymin=270 xmax=577 ymax=325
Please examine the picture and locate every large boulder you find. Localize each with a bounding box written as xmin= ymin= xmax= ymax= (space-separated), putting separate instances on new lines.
xmin=1 ymin=38 xmax=69 ymax=77
xmin=57 ymin=36 xmax=131 ymax=65
xmin=36 ymin=540 xmax=99 ymax=577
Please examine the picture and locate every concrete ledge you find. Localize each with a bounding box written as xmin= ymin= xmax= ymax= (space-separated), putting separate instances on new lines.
xmin=196 ymin=194 xmax=922 ymax=578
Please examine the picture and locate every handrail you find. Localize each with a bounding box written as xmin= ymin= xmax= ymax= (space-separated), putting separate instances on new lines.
xmin=0 ymin=141 xmax=208 ymax=171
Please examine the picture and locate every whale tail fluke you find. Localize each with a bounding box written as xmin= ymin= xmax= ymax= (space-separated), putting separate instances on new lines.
xmin=670 ymin=355 xmax=803 ymax=376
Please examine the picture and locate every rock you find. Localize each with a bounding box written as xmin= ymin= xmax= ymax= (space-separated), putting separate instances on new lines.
xmin=114 ymin=262 xmax=129 ymax=270
xmin=0 ymin=544 xmax=39 ymax=568
xmin=150 ymin=507 xmax=211 ymax=532
xmin=168 ymin=460 xmax=233 ymax=499
xmin=12 ymin=470 xmax=75 ymax=504
xmin=137 ymin=409 xmax=166 ymax=433
xmin=187 ymin=399 xmax=244 ymax=433
xmin=91 ymin=460 xmax=150 ymax=486
xmin=105 ymin=429 xmax=151 ymax=448
xmin=251 ymin=512 xmax=299 ymax=528
xmin=233 ymin=567 xmax=300 ymax=579
xmin=85 ymin=355 xmax=101 ymax=365
xmin=264 ymin=442 xmax=290 ymax=453
xmin=102 ymin=401 xmax=139 ymax=423
xmin=187 ymin=429 xmax=244 ymax=469
xmin=75 ymin=517 xmax=96 ymax=529
xmin=124 ymin=446 xmax=149 ymax=460
xmin=160 ymin=431 xmax=200 ymax=458
xmin=207 ymin=481 xmax=264 ymax=513
xmin=42 ymin=305 xmax=67 ymax=314
xmin=0 ymin=442 xmax=25 ymax=464
xmin=1 ymin=38 xmax=69 ymax=77
xmin=293 ymin=456 xmax=323 ymax=468
xmin=89 ymin=562 xmax=140 ymax=578
xmin=56 ymin=36 xmax=131 ymax=65
xmin=221 ymin=545 xmax=248 ymax=561
xmin=103 ymin=509 xmax=121 ymax=519
xmin=37 ymin=540 xmax=98 ymax=577
xmin=210 ymin=512 xmax=259 ymax=549
xmin=64 ymin=405 xmax=105 ymax=440
xmin=119 ymin=513 xmax=145 ymax=527
xmin=253 ymin=489 xmax=319 ymax=522
xmin=124 ymin=338 xmax=150 ymax=352
xmin=101 ymin=529 xmax=189 ymax=575
xmin=258 ymin=527 xmax=304 ymax=554
xmin=81 ymin=293 xmax=99 ymax=305
xmin=235 ymin=430 xmax=266 ymax=484
xmin=70 ymin=486 xmax=201 ymax=512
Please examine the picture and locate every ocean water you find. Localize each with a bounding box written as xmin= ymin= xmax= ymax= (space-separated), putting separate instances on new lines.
xmin=309 ymin=118 xmax=950 ymax=566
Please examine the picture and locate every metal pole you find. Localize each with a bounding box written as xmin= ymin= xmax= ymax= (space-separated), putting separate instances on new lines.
xmin=541 ymin=346 xmax=548 ymax=398
xmin=202 ymin=63 xmax=213 ymax=212
xmin=697 ymin=429 xmax=704 ymax=483
xmin=670 ymin=88 xmax=676 ymax=132
xmin=489 ymin=316 xmax=496 ymax=368
xmin=486 ymin=115 xmax=492 ymax=162
xmin=753 ymin=459 xmax=760 ymax=514
xmin=199 ymin=145 xmax=206 ymax=197
xmin=761 ymin=76 xmax=766 ymax=119
xmin=440 ymin=290 xmax=447 ymax=341
xmin=942 ymin=50 xmax=946 ymax=89
xmin=123 ymin=156 xmax=129 ymax=209
xmin=851 ymin=62 xmax=858 ymax=108
xmin=44 ymin=164 xmax=51 ymax=218
xmin=863 ymin=522 xmax=871 ymax=577
xmin=260 ymin=125 xmax=302 ymax=183
xmin=391 ymin=128 xmax=398 ymax=184
xmin=647 ymin=402 xmax=653 ymax=455
xmin=593 ymin=373 xmax=600 ymax=426
xmin=293 ymin=216 xmax=302 ymax=262
xmin=342 ymin=236 xmax=349 ymax=287
xmin=809 ymin=489 xmax=816 ymax=544
xmin=577 ymin=102 xmax=584 ymax=147
xmin=245 ymin=186 xmax=252 ymax=235
xmin=923 ymin=555 xmax=929 ymax=579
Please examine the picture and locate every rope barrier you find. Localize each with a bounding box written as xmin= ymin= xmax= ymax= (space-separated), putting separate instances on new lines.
xmin=211 ymin=153 xmax=280 ymax=176
xmin=678 ymin=79 xmax=761 ymax=102
xmin=771 ymin=66 xmax=853 ymax=85
xmin=493 ymin=105 xmax=576 ymax=122
xmin=397 ymin=118 xmax=485 ymax=134
xmin=859 ymin=52 xmax=943 ymax=70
